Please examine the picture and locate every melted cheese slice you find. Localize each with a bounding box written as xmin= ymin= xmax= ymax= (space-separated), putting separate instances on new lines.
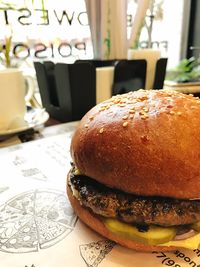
xmin=161 ymin=233 xmax=200 ymax=250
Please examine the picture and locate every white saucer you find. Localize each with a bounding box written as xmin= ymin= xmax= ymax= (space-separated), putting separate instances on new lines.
xmin=0 ymin=108 xmax=49 ymax=136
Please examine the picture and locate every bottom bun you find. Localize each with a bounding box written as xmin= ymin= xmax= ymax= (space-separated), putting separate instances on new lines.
xmin=67 ymin=181 xmax=178 ymax=252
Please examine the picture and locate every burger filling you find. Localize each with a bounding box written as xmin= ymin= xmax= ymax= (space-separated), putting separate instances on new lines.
xmin=68 ymin=166 xmax=200 ymax=248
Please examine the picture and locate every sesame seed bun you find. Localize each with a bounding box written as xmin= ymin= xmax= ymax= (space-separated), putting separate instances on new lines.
xmin=71 ymin=89 xmax=200 ymax=199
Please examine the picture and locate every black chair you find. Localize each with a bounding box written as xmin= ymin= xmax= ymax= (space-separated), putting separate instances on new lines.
xmin=34 ymin=58 xmax=167 ymax=122
xmin=153 ymin=58 xmax=168 ymax=89
xmin=112 ymin=58 xmax=168 ymax=95
xmin=112 ymin=59 xmax=147 ymax=95
xmin=34 ymin=61 xmax=96 ymax=122
xmin=75 ymin=59 xmax=117 ymax=67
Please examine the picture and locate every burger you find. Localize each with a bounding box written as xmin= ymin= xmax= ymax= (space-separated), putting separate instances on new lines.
xmin=67 ymin=89 xmax=200 ymax=252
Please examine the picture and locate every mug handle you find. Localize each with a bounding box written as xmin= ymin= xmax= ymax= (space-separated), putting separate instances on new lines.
xmin=24 ymin=75 xmax=35 ymax=103
xmin=24 ymin=75 xmax=41 ymax=108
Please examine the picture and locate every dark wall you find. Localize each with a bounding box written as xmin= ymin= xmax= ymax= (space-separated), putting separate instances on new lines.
xmin=187 ymin=0 xmax=200 ymax=58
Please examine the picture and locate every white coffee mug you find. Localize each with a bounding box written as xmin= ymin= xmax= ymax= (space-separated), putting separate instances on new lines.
xmin=0 ymin=68 xmax=34 ymax=131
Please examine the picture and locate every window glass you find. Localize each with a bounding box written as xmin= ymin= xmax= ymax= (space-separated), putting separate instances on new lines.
xmin=127 ymin=0 xmax=185 ymax=68
xmin=0 ymin=0 xmax=185 ymax=69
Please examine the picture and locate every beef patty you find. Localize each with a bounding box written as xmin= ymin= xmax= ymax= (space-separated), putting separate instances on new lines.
xmin=68 ymin=168 xmax=200 ymax=227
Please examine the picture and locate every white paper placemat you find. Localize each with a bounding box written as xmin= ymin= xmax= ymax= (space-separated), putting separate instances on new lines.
xmin=0 ymin=130 xmax=199 ymax=267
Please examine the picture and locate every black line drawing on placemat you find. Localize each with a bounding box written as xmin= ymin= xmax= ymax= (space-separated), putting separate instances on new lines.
xmin=0 ymin=189 xmax=77 ymax=253
xmin=21 ymin=167 xmax=47 ymax=181
xmin=80 ymin=240 xmax=115 ymax=267
xmin=0 ymin=187 xmax=9 ymax=194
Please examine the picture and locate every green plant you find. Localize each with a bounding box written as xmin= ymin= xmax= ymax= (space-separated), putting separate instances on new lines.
xmin=166 ymin=57 xmax=200 ymax=83
xmin=0 ymin=27 xmax=12 ymax=68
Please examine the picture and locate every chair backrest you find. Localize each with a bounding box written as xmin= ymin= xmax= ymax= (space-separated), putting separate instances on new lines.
xmin=34 ymin=61 xmax=58 ymax=108
xmin=34 ymin=61 xmax=96 ymax=122
xmin=112 ymin=58 xmax=168 ymax=95
xmin=153 ymin=58 xmax=168 ymax=89
xmin=112 ymin=59 xmax=147 ymax=95
xmin=55 ymin=62 xmax=96 ymax=121
xmin=75 ymin=59 xmax=117 ymax=67
xmin=34 ymin=58 xmax=167 ymax=122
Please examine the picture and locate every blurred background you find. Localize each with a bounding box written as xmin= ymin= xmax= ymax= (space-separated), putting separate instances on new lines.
xmin=0 ymin=0 xmax=197 ymax=69
xmin=0 ymin=0 xmax=200 ymax=122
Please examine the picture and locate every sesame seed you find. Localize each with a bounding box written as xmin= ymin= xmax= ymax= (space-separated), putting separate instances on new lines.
xmin=105 ymin=105 xmax=111 ymax=110
xmin=89 ymin=116 xmax=94 ymax=120
xmin=141 ymin=115 xmax=148 ymax=119
xmin=122 ymin=115 xmax=128 ymax=120
xmin=143 ymin=107 xmax=149 ymax=112
xmin=123 ymin=121 xmax=128 ymax=127
xmin=139 ymin=110 xmax=146 ymax=115
xmin=129 ymin=110 xmax=135 ymax=114
xmin=129 ymin=114 xmax=134 ymax=119
xmin=99 ymin=128 xmax=104 ymax=133
xmin=177 ymin=111 xmax=182 ymax=116
xmin=84 ymin=124 xmax=89 ymax=128
xmin=169 ymin=111 xmax=175 ymax=115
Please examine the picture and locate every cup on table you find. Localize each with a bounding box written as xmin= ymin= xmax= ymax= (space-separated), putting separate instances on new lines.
xmin=96 ymin=66 xmax=114 ymax=104
xmin=0 ymin=68 xmax=35 ymax=131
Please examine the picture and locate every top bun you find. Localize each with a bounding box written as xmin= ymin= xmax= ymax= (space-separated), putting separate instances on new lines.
xmin=71 ymin=89 xmax=200 ymax=199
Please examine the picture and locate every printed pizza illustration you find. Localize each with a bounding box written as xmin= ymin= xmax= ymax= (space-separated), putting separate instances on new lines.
xmin=80 ymin=240 xmax=115 ymax=267
xmin=0 ymin=189 xmax=77 ymax=253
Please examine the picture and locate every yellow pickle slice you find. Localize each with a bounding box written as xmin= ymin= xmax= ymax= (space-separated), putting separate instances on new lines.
xmin=191 ymin=221 xmax=200 ymax=232
xmin=104 ymin=218 xmax=177 ymax=245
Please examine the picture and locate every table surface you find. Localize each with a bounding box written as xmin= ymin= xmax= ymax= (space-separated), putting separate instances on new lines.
xmin=0 ymin=120 xmax=199 ymax=267
xmin=0 ymin=119 xmax=78 ymax=148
